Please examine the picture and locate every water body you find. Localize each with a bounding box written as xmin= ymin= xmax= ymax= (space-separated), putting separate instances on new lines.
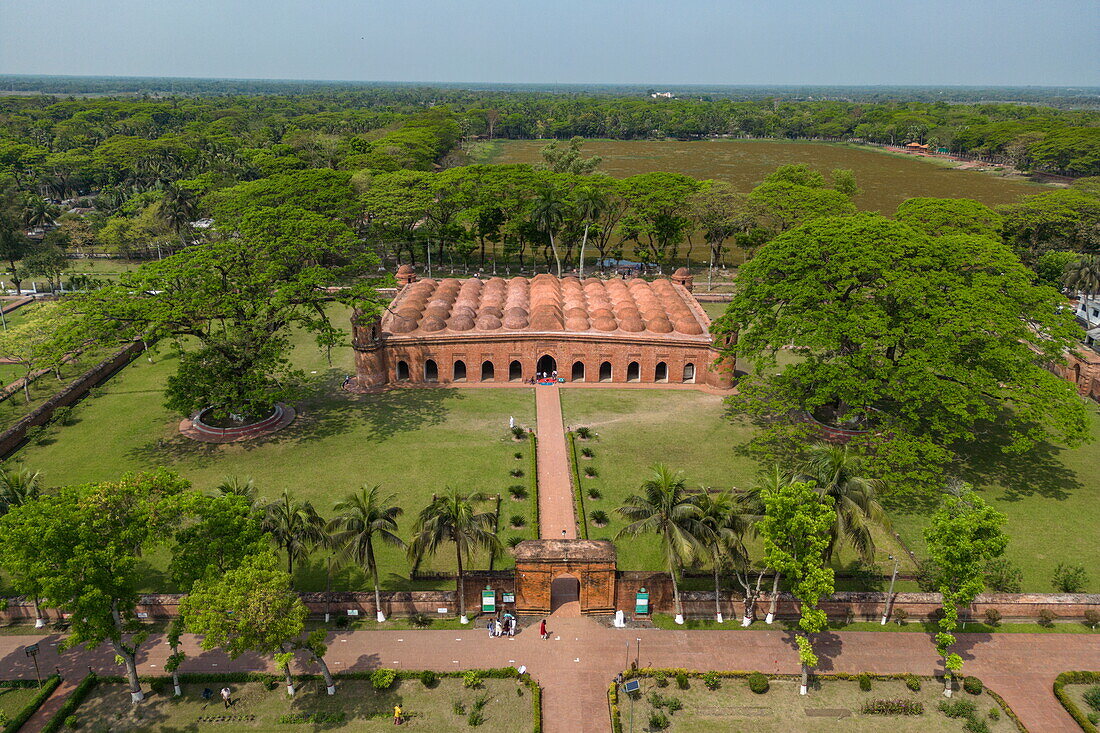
xmin=487 ymin=139 xmax=1051 ymax=214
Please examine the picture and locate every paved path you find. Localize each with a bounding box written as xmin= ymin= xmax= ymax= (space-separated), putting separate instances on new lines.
xmin=3 ymin=622 xmax=1097 ymax=732
xmin=535 ymin=385 xmax=576 ymax=539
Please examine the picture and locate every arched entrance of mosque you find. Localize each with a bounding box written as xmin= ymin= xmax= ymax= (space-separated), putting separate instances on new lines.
xmin=550 ymin=575 xmax=580 ymax=613
xmin=537 ymin=354 xmax=557 ymax=376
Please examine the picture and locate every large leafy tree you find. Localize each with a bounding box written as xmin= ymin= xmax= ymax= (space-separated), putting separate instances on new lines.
xmin=181 ymin=552 xmax=319 ymax=695
xmin=895 ymin=197 xmax=1003 ymax=239
xmin=924 ymin=488 xmax=1008 ymax=697
xmin=746 ymin=165 xmax=857 ymax=233
xmin=408 ymin=488 xmax=501 ymax=624
xmin=0 ymin=471 xmax=186 ymax=702
xmin=0 ymin=303 xmax=83 ymax=402
xmin=715 ymin=213 xmax=1089 ymax=491
xmin=618 ymin=172 xmax=700 ymax=268
xmin=616 ymin=464 xmax=706 ymax=625
xmin=758 ymin=479 xmax=836 ymax=695
xmin=76 ymin=204 xmax=384 ymax=419
xmin=169 ymin=493 xmax=267 ymax=589
xmin=328 ymin=485 xmax=406 ymax=622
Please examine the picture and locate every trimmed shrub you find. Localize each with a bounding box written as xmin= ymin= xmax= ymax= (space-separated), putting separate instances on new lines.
xmin=510 ymin=425 xmax=526 ymax=439
xmin=747 ymin=672 xmax=769 ymax=694
xmin=1038 ymin=609 xmax=1056 ymax=627
xmin=905 ymin=674 xmax=922 ymax=692
xmin=410 ymin=612 xmax=432 ymax=628
xmin=653 ymin=671 xmax=668 ymax=688
xmin=583 ymin=466 xmax=598 ymax=477
xmin=508 ymin=485 xmax=528 ymax=500
xmin=590 ymin=510 xmax=609 ymax=527
xmin=963 ymin=716 xmax=991 ymax=733
xmin=420 ymin=670 xmax=438 ymax=688
xmin=983 ymin=609 xmax=1001 ymax=627
xmin=939 ymin=699 xmax=978 ymax=718
xmin=575 ymin=426 xmax=592 ymax=439
xmin=587 ymin=487 xmax=601 ymax=499
xmin=581 ymin=447 xmax=594 ymax=458
xmin=647 ymin=711 xmax=669 ymax=730
xmin=987 ymin=706 xmax=1000 ymax=721
xmin=1052 ymin=562 xmax=1090 ymax=593
xmin=370 ymin=668 xmax=396 ymax=690
xmin=675 ymin=672 xmax=689 ymax=690
xmin=665 ymin=696 xmax=682 ymax=713
xmin=861 ymin=699 xmax=924 ymax=715
xmin=64 ymin=715 xmax=77 ymax=729
xmin=858 ymin=673 xmax=872 ymax=691
xmin=702 ymin=671 xmax=720 ymax=690
xmin=463 ymin=670 xmax=482 ymax=689
xmin=893 ymin=608 xmax=908 ymax=625
xmin=984 ymin=559 xmax=1023 ymax=593
xmin=1085 ymin=609 xmax=1100 ymax=629
xmin=510 ymin=514 xmax=526 ymax=528
xmin=963 ymin=676 xmax=983 ymax=695
xmin=510 ymin=468 xmax=524 ymax=478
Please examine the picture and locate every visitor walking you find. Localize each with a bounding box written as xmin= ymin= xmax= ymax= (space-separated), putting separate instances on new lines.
xmin=393 ymin=704 xmax=403 ymax=725
xmin=220 ymin=687 xmax=232 ymax=709
xmin=539 ymin=619 xmax=549 ymax=639
xmin=487 ymin=618 xmax=495 ymax=638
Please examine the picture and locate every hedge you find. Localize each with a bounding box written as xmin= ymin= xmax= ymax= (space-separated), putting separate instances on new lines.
xmin=1054 ymin=671 xmax=1100 ymax=733
xmin=608 ymin=669 xmax=1023 ymax=731
xmin=529 ymin=432 xmax=539 ymax=536
xmin=40 ymin=673 xmax=97 ymax=733
xmin=566 ymin=432 xmax=589 ymax=539
xmin=1 ymin=675 xmax=61 ymax=733
xmin=42 ymin=668 xmax=541 ymax=732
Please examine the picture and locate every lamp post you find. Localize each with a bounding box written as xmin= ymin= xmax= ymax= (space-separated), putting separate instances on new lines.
xmin=881 ymin=554 xmax=900 ymax=625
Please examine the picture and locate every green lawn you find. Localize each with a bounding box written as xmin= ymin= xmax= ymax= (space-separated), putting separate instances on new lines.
xmin=0 ymin=685 xmax=39 ymax=720
xmin=618 ymin=676 xmax=1014 ymax=732
xmin=8 ymin=304 xmax=537 ymax=591
xmin=73 ymin=678 xmax=534 ymax=732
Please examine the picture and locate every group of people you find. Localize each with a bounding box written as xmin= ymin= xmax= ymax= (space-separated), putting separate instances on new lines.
xmin=486 ymin=612 xmax=517 ymax=637
xmin=531 ymin=370 xmax=561 ymax=385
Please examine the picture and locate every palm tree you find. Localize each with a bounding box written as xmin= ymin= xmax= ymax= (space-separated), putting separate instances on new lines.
xmin=328 ymin=485 xmax=406 ymax=622
xmin=408 ymin=488 xmax=501 ymax=624
xmin=209 ymin=475 xmax=257 ymax=506
xmin=0 ymin=466 xmax=41 ymax=516
xmin=796 ymin=443 xmax=889 ymax=563
xmin=261 ymin=490 xmax=326 ymax=576
xmin=574 ymin=186 xmax=606 ymax=278
xmin=694 ymin=490 xmax=747 ymax=623
xmin=20 ymin=196 xmax=56 ymax=230
xmin=1063 ymin=254 xmax=1100 ymax=318
xmin=160 ymin=184 xmax=199 ymax=250
xmin=616 ymin=464 xmax=705 ymax=624
xmin=531 ymin=187 xmax=567 ymax=277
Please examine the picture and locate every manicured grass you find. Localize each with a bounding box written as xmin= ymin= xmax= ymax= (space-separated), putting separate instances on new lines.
xmin=560 ymin=389 xmax=913 ymax=578
xmin=699 ymin=301 xmax=729 ymax=321
xmin=72 ymin=678 xmax=532 ymax=731
xmin=651 ymin=613 xmax=1100 ymax=634
xmin=0 ymin=685 xmax=39 ymax=719
xmin=619 ymin=676 xmax=1014 ymax=732
xmin=890 ymin=406 xmax=1100 ymax=593
xmin=1062 ymin=684 xmax=1100 ymax=725
xmin=8 ymin=304 xmax=537 ymax=591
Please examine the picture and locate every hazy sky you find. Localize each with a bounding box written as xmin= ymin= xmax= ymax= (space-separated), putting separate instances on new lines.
xmin=1 ymin=0 xmax=1097 ymax=86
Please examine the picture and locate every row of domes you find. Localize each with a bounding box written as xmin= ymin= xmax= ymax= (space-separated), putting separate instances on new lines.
xmin=385 ymin=275 xmax=705 ymax=336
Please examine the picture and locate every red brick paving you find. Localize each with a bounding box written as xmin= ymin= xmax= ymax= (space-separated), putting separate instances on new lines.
xmin=21 ymin=678 xmax=78 ymax=732
xmin=535 ymin=385 xmax=576 ymax=540
xmin=3 ymin=621 xmax=1097 ymax=732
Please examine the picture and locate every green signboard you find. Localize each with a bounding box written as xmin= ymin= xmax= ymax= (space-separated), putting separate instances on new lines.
xmin=481 ymin=588 xmax=496 ymax=614
xmin=635 ymin=589 xmax=650 ymax=615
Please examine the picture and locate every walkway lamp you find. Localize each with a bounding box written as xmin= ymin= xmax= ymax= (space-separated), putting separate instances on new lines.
xmin=881 ymin=555 xmax=900 ymax=625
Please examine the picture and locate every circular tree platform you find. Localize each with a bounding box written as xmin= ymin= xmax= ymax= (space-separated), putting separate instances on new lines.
xmin=179 ymin=403 xmax=295 ymax=443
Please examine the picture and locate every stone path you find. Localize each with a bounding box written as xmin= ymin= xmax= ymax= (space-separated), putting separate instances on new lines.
xmin=535 ymin=385 xmax=576 ymax=539
xmin=3 ymin=622 xmax=1096 ymax=732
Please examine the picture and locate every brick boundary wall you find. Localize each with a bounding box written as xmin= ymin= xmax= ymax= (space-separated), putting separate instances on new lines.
xmin=0 ymin=340 xmax=145 ymax=460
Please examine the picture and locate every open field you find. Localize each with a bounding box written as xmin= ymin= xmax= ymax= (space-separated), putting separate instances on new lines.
xmin=8 ymin=304 xmax=537 ymax=591
xmin=485 ymin=139 xmax=1050 ymax=214
xmin=0 ymin=684 xmax=39 ymax=720
xmin=617 ymin=676 xmax=1015 ymax=732
xmin=73 ymin=678 xmax=533 ymax=732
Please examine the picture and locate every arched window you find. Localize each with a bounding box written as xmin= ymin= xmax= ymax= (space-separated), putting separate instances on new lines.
xmin=509 ymin=360 xmax=522 ymax=382
xmin=537 ymin=354 xmax=557 ymax=376
xmin=599 ymin=361 xmax=612 ymax=382
xmin=683 ymin=362 xmax=696 ymax=383
xmin=396 ymin=360 xmax=410 ymax=381
xmin=453 ymin=360 xmax=467 ymax=382
xmin=481 ymin=360 xmax=495 ymax=382
xmin=571 ymin=361 xmax=585 ymax=382
xmin=655 ymin=362 xmax=668 ymax=383
xmin=627 ymin=361 xmax=640 ymax=382
xmin=424 ymin=359 xmax=438 ymax=382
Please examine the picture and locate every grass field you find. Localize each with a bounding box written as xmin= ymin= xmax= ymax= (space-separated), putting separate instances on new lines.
xmin=73 ymin=678 xmax=533 ymax=732
xmin=618 ymin=676 xmax=1014 ymax=732
xmin=1063 ymin=683 xmax=1100 ymax=724
xmin=8 ymin=304 xmax=537 ymax=591
xmin=0 ymin=685 xmax=39 ymax=720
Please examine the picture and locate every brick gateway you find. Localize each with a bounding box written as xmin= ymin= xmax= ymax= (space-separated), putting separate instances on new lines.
xmin=352 ymin=267 xmax=735 ymax=390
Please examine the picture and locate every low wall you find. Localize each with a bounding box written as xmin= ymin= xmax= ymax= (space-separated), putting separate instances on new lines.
xmin=0 ymin=340 xmax=145 ymax=459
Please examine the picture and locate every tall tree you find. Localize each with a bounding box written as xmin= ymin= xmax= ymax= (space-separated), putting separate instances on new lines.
xmin=615 ymin=464 xmax=705 ymax=625
xmin=694 ymin=490 xmax=749 ymax=623
xmin=328 ymin=485 xmax=406 ymax=622
xmin=573 ymin=184 xmax=607 ymax=278
xmin=796 ymin=443 xmax=888 ymax=562
xmin=924 ymin=488 xmax=1008 ymax=697
xmin=0 ymin=466 xmax=40 ymax=515
xmin=537 ymin=137 xmax=602 ymax=175
xmin=0 ymin=471 xmax=186 ymax=702
xmin=0 ymin=213 xmax=31 ymax=295
xmin=758 ymin=479 xmax=836 ymax=695
xmin=159 ymin=183 xmax=199 ymax=249
xmin=169 ymin=493 xmax=267 ymax=589
xmin=1063 ymin=253 xmax=1100 ymax=315
xmin=262 ymin=490 xmax=326 ymax=576
xmin=181 ymin=552 xmax=313 ymax=695
xmin=408 ymin=488 xmax=501 ymax=624
xmin=531 ymin=186 xmax=568 ymax=277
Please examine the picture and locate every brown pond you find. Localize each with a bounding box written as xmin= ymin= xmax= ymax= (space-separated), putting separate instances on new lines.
xmin=485 ymin=139 xmax=1051 ymax=214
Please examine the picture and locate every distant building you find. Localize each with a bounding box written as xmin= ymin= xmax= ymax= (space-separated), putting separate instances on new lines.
xmin=904 ymin=142 xmax=930 ymax=152
xmin=650 ymin=92 xmax=674 ymax=99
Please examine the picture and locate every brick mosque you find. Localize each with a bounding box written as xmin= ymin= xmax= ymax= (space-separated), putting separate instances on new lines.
xmin=351 ymin=266 xmax=735 ymax=390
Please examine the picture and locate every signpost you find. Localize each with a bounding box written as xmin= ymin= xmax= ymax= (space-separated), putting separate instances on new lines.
xmin=634 ymin=588 xmax=649 ymax=616
xmin=481 ymin=587 xmax=496 ymax=614
xmin=25 ymin=644 xmax=41 ymax=687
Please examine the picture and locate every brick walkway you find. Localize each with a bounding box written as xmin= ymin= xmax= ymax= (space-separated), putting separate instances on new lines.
xmin=3 ymin=621 xmax=1096 ymax=732
xmin=535 ymin=385 xmax=576 ymax=539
